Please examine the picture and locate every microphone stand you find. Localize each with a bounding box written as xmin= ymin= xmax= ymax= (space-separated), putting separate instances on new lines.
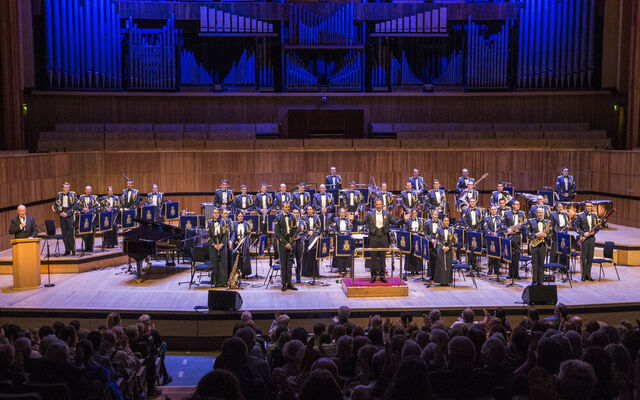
xmin=44 ymin=240 xmax=55 ymax=288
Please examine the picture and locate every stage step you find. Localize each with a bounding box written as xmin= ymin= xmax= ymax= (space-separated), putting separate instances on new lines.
xmin=341 ymin=277 xmax=408 ymax=297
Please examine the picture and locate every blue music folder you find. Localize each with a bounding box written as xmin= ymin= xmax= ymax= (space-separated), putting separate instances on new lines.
xmin=141 ymin=205 xmax=156 ymax=221
xmin=78 ymin=213 xmax=94 ymax=234
xmin=501 ymin=237 xmax=512 ymax=263
xmin=486 ymin=235 xmax=501 ymax=259
xmin=121 ymin=209 xmax=136 ymax=229
xmin=396 ymin=230 xmax=411 ymax=253
xmin=164 ymin=201 xmax=179 ymax=220
xmin=316 ymin=236 xmax=332 ymax=259
xmin=97 ymin=211 xmax=112 ymax=233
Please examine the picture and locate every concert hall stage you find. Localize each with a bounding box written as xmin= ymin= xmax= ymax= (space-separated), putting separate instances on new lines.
xmin=1 ymin=227 xmax=639 ymax=345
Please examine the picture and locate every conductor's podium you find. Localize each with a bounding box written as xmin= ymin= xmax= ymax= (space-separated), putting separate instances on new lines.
xmin=341 ymin=246 xmax=408 ymax=298
xmin=341 ymin=277 xmax=408 ymax=298
xmin=11 ymin=238 xmax=42 ymax=290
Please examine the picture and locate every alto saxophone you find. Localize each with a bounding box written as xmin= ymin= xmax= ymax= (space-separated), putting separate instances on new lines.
xmin=530 ymin=221 xmax=552 ymax=247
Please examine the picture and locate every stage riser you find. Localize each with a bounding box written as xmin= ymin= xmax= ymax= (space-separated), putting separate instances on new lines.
xmin=341 ymin=282 xmax=408 ymax=297
xmin=0 ymin=254 xmax=129 ymax=275
xmin=3 ymin=308 xmax=638 ymax=351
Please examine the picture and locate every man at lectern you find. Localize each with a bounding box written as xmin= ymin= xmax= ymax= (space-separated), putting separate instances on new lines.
xmin=9 ymin=205 xmax=37 ymax=239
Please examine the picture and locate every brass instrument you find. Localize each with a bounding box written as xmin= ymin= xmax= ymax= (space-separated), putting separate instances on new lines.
xmin=577 ymin=208 xmax=615 ymax=245
xmin=530 ymin=220 xmax=552 ymax=247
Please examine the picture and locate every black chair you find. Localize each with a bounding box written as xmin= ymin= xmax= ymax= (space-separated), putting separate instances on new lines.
xmin=593 ymin=241 xmax=620 ymax=281
xmin=186 ymin=244 xmax=211 ymax=288
xmin=42 ymin=220 xmax=62 ymax=256
xmin=20 ymin=381 xmax=70 ymax=400
xmin=264 ymin=262 xmax=281 ymax=290
xmin=451 ymin=261 xmax=477 ymax=289
xmin=569 ymin=235 xmax=581 ymax=274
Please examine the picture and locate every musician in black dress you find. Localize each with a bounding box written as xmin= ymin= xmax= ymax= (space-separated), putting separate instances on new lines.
xmin=424 ymin=210 xmax=441 ymax=281
xmin=275 ymin=202 xmax=298 ymax=291
xmin=483 ymin=206 xmax=505 ymax=276
xmin=331 ymin=208 xmax=354 ymax=273
xmin=550 ymin=202 xmax=571 ymax=265
xmin=207 ymin=208 xmax=230 ymax=287
xmin=434 ymin=217 xmax=456 ymax=286
xmin=357 ymin=199 xmax=392 ymax=283
xmin=229 ymin=212 xmax=252 ymax=278
xmin=504 ymin=201 xmax=526 ymax=279
xmin=461 ymin=198 xmax=483 ymax=272
xmin=404 ymin=208 xmax=424 ymax=274
xmin=302 ymin=205 xmax=321 ymax=278
xmin=527 ymin=208 xmax=550 ymax=286
xmin=76 ymin=185 xmax=99 ymax=252
xmin=100 ymin=186 xmax=120 ymax=248
xmin=292 ymin=208 xmax=306 ymax=283
xmin=53 ymin=182 xmax=77 ymax=256
xmin=574 ymin=202 xmax=599 ymax=281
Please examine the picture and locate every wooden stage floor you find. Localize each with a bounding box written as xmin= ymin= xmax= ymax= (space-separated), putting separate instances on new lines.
xmin=0 ymin=224 xmax=639 ymax=340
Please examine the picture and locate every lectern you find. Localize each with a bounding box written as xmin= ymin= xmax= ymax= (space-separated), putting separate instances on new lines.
xmin=11 ymin=238 xmax=42 ymax=290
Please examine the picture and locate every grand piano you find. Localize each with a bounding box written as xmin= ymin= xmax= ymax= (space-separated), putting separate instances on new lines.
xmin=123 ymin=218 xmax=188 ymax=281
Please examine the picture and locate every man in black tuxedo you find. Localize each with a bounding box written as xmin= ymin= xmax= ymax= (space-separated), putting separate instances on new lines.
xmin=461 ymin=198 xmax=483 ymax=272
xmin=275 ymin=202 xmax=298 ymax=291
xmin=358 ymin=199 xmax=392 ymax=283
xmin=574 ymin=201 xmax=599 ymax=281
xmin=9 ymin=205 xmax=38 ymax=239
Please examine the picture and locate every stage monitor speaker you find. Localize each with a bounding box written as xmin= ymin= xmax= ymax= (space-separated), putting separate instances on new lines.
xmin=522 ymin=285 xmax=557 ymax=305
xmin=208 ymin=290 xmax=243 ymax=311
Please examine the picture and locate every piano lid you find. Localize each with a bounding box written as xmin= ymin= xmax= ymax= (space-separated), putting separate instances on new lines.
xmin=123 ymin=218 xmax=184 ymax=241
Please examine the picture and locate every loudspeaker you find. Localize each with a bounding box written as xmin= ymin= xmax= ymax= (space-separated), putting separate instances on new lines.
xmin=208 ymin=290 xmax=243 ymax=311
xmin=522 ymin=285 xmax=557 ymax=305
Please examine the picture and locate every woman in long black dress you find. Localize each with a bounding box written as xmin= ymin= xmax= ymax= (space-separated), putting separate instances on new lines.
xmin=404 ymin=208 xmax=424 ymax=274
xmin=331 ymin=208 xmax=354 ymax=273
xmin=302 ymin=205 xmax=320 ymax=277
xmin=434 ymin=216 xmax=457 ymax=286
xmin=230 ymin=212 xmax=252 ymax=278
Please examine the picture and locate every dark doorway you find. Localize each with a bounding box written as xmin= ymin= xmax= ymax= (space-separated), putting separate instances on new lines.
xmin=288 ymin=109 xmax=364 ymax=139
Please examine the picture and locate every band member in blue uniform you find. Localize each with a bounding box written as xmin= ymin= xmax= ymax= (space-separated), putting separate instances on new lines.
xmin=404 ymin=208 xmax=424 ymax=274
xmin=341 ymin=181 xmax=363 ymax=215
xmin=504 ymin=201 xmax=526 ymax=279
xmin=424 ymin=210 xmax=441 ymax=281
xmin=146 ymin=184 xmax=164 ymax=222
xmin=458 ymin=181 xmax=479 ymax=211
xmin=208 ymin=208 xmax=230 ymax=287
xmin=274 ymin=183 xmax=291 ymax=210
xmin=255 ymin=183 xmax=273 ymax=234
xmin=53 ymin=182 xmax=78 ymax=256
xmin=292 ymin=183 xmax=311 ymax=214
xmin=77 ymin=185 xmax=99 ymax=252
xmin=275 ymin=202 xmax=298 ymax=291
xmin=528 ymin=195 xmax=551 ymax=219
xmin=376 ymin=182 xmax=395 ymax=212
xmin=461 ymin=198 xmax=483 ymax=272
xmin=292 ymin=208 xmax=306 ymax=283
xmin=555 ymin=167 xmax=576 ymax=201
xmin=550 ymin=202 xmax=571 ymax=265
xmin=121 ymin=180 xmax=141 ymax=211
xmin=100 ymin=186 xmax=120 ymax=248
xmin=9 ymin=205 xmax=37 ymax=239
xmin=456 ymin=168 xmax=472 ymax=193
xmin=400 ymin=182 xmax=418 ymax=213
xmin=527 ymin=208 xmax=550 ymax=286
xmin=325 ymin=166 xmax=342 ymax=189
xmin=234 ymin=185 xmax=254 ymax=215
xmin=425 ymin=179 xmax=447 ymax=214
xmin=497 ymin=198 xmax=511 ymax=219
xmin=434 ymin=217 xmax=456 ymax=286
xmin=490 ymin=183 xmax=512 ymax=207
xmin=574 ymin=201 xmax=599 ymax=281
xmin=214 ymin=179 xmax=234 ymax=212
xmin=483 ymin=206 xmax=505 ymax=275
xmin=357 ymin=199 xmax=392 ymax=283
xmin=331 ymin=208 xmax=354 ymax=273
xmin=409 ymin=168 xmax=426 ymax=197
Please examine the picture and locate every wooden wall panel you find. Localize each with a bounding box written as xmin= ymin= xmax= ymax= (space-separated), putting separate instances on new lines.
xmin=0 ymin=0 xmax=25 ymax=150
xmin=2 ymin=149 xmax=639 ymax=250
xmin=24 ymin=91 xmax=624 ymax=151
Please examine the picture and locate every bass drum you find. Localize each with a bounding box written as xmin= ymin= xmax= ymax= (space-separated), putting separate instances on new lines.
xmin=559 ymin=201 xmax=583 ymax=220
xmin=589 ymin=200 xmax=613 ymax=219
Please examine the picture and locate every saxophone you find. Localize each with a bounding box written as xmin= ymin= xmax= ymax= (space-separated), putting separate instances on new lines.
xmin=530 ymin=220 xmax=552 ymax=247
xmin=227 ymin=237 xmax=245 ymax=289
